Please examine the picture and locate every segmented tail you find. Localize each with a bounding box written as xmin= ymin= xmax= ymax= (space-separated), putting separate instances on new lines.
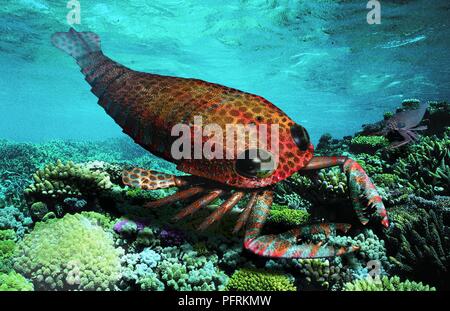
xmin=51 ymin=28 xmax=101 ymax=60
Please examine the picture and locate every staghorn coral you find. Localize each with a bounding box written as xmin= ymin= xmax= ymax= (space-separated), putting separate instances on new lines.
xmin=225 ymin=268 xmax=296 ymax=291
xmin=329 ymin=230 xmax=390 ymax=267
xmin=13 ymin=213 xmax=122 ymax=290
xmin=279 ymin=166 xmax=349 ymax=208
xmin=0 ymin=271 xmax=34 ymax=291
xmin=385 ymin=206 xmax=450 ymax=289
xmin=354 ymin=152 xmax=387 ymax=176
xmin=343 ymin=275 xmax=435 ymax=291
xmin=393 ymin=128 xmax=449 ymax=198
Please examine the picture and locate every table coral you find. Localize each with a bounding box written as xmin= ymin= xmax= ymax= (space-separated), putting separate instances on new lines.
xmin=13 ymin=213 xmax=122 ymax=290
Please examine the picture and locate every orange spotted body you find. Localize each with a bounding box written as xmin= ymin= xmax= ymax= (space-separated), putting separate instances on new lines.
xmin=52 ymin=28 xmax=389 ymax=259
xmin=77 ymin=51 xmax=313 ymax=189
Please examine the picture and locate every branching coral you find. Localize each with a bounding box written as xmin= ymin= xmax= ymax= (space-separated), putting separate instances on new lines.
xmin=0 ymin=205 xmax=32 ymax=238
xmin=279 ymin=166 xmax=349 ymax=208
xmin=343 ymin=275 xmax=435 ymax=291
xmin=0 ymin=229 xmax=16 ymax=273
xmin=295 ymin=258 xmax=348 ymax=290
xmin=350 ymin=135 xmax=389 ymax=153
xmin=121 ymin=243 xmax=228 ymax=291
xmin=13 ymin=213 xmax=122 ymax=290
xmin=329 ymin=230 xmax=390 ymax=268
xmin=385 ymin=207 xmax=450 ymax=289
xmin=0 ymin=271 xmax=34 ymax=291
xmin=24 ymin=160 xmax=114 ymax=219
xmin=393 ymin=128 xmax=449 ymax=198
xmin=25 ymin=160 xmax=113 ymax=200
xmin=225 ymin=268 xmax=296 ymax=291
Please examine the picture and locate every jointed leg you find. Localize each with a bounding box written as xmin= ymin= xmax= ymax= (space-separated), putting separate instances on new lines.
xmin=243 ymin=190 xmax=359 ymax=258
xmin=303 ymin=156 xmax=389 ymax=228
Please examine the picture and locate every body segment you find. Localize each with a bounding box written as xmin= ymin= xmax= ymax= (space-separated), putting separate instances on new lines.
xmin=52 ymin=28 xmax=389 ymax=259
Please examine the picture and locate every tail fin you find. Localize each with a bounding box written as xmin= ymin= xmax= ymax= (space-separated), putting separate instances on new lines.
xmin=51 ymin=28 xmax=101 ymax=60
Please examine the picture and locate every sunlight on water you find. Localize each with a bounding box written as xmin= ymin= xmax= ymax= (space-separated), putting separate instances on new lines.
xmin=1 ymin=0 xmax=449 ymax=143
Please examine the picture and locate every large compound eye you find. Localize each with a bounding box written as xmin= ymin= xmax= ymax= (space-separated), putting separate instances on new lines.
xmin=235 ymin=149 xmax=276 ymax=178
xmin=291 ymin=124 xmax=310 ymax=151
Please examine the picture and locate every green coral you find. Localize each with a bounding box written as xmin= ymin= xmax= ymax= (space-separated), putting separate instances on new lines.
xmin=343 ymin=276 xmax=435 ymax=291
xmin=350 ymin=135 xmax=389 ymax=153
xmin=13 ymin=213 xmax=122 ymax=290
xmin=24 ymin=159 xmax=113 ymax=200
xmin=394 ymin=129 xmax=449 ymax=197
xmin=225 ymin=268 xmax=296 ymax=291
xmin=372 ymin=173 xmax=400 ymax=188
xmin=121 ymin=243 xmax=228 ymax=291
xmin=29 ymin=201 xmax=49 ymax=220
xmin=385 ymin=207 xmax=449 ymax=289
xmin=0 ymin=205 xmax=32 ymax=238
xmin=0 ymin=229 xmax=16 ymax=273
xmin=279 ymin=167 xmax=349 ymax=207
xmin=267 ymin=204 xmax=310 ymax=226
xmin=330 ymin=230 xmax=389 ymax=265
xmin=0 ymin=271 xmax=34 ymax=291
xmin=316 ymin=167 xmax=348 ymax=198
xmin=296 ymin=258 xmax=345 ymax=290
xmin=355 ymin=153 xmax=387 ymax=176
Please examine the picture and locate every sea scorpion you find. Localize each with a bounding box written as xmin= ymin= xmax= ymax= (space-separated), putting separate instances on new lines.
xmin=52 ymin=28 xmax=389 ymax=258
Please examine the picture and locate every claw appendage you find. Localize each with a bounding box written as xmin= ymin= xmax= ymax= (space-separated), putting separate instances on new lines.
xmin=343 ymin=159 xmax=389 ymax=228
xmin=122 ymin=163 xmax=389 ymax=259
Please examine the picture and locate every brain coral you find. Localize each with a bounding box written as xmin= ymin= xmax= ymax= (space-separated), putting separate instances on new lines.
xmin=13 ymin=213 xmax=122 ymax=290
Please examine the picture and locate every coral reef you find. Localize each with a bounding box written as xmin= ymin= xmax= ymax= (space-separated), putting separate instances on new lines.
xmin=121 ymin=243 xmax=228 ymax=291
xmin=0 ymin=229 xmax=16 ymax=273
xmin=295 ymin=258 xmax=349 ymax=290
xmin=0 ymin=205 xmax=32 ymax=238
xmin=1 ymin=102 xmax=449 ymax=292
xmin=385 ymin=206 xmax=449 ymax=289
xmin=0 ymin=271 xmax=34 ymax=291
xmin=225 ymin=268 xmax=296 ymax=291
xmin=350 ymin=135 xmax=389 ymax=153
xmin=25 ymin=160 xmax=113 ymax=200
xmin=13 ymin=213 xmax=122 ymax=290
xmin=343 ymin=276 xmax=435 ymax=291
xmin=393 ymin=129 xmax=449 ymax=198
xmin=267 ymin=203 xmax=310 ymax=227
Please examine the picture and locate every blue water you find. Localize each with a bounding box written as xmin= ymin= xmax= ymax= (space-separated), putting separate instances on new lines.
xmin=1 ymin=0 xmax=449 ymax=143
